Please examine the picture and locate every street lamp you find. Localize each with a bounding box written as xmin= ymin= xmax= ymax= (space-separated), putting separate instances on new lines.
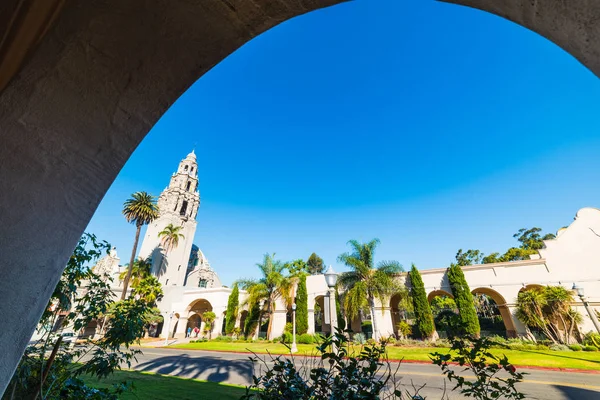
xmin=291 ymin=302 xmax=298 ymax=353
xmin=573 ymin=283 xmax=600 ymax=334
xmin=164 ymin=311 xmax=174 ymax=346
xmin=324 ymin=265 xmax=339 ymax=353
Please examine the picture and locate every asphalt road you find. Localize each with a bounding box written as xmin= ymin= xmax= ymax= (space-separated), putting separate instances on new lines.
xmin=130 ymin=347 xmax=600 ymax=399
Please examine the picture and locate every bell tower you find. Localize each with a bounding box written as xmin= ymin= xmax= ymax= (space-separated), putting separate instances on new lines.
xmin=138 ymin=150 xmax=200 ymax=286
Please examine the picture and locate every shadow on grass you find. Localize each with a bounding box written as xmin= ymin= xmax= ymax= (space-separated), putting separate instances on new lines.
xmin=133 ymin=353 xmax=254 ymax=385
xmin=554 ymin=385 xmax=600 ymax=399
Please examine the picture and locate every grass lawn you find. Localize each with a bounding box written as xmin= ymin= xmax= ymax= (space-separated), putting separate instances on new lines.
xmin=83 ymin=370 xmax=248 ymax=400
xmin=171 ymin=341 xmax=600 ymax=371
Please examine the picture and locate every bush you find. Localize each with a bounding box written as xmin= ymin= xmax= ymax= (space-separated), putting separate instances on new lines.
xmin=396 ymin=321 xmax=412 ymax=339
xmin=432 ymin=339 xmax=451 ymax=348
xmin=583 ymin=345 xmax=598 ymax=352
xmin=569 ymin=344 xmax=582 ymax=351
xmin=366 ymin=338 xmax=376 ymax=346
xmin=284 ymin=322 xmax=293 ymax=334
xmin=383 ymin=336 xmax=396 ymax=345
xmin=280 ymin=332 xmax=293 ymax=344
xmin=583 ymin=332 xmax=600 ymax=347
xmin=549 ymin=344 xmax=571 ymax=352
xmin=297 ymin=333 xmax=314 ymax=344
xmin=296 ymin=275 xmax=309 ymax=334
xmin=313 ymin=333 xmax=326 ymax=344
xmin=213 ymin=335 xmax=233 ymax=342
xmin=353 ymin=333 xmax=366 ymax=344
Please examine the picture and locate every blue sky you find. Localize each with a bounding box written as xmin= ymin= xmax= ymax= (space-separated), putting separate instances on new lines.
xmin=85 ymin=0 xmax=600 ymax=286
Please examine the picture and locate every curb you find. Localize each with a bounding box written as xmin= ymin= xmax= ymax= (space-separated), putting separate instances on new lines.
xmin=147 ymin=346 xmax=600 ymax=374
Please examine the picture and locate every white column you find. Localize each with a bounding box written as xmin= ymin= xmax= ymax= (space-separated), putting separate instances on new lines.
xmin=308 ymin=307 xmax=315 ymax=334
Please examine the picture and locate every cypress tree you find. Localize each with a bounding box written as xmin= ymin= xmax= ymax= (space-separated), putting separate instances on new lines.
xmin=296 ymin=275 xmax=309 ymax=334
xmin=225 ymin=284 xmax=239 ymax=335
xmin=410 ymin=264 xmax=435 ymax=339
xmin=447 ymin=264 xmax=480 ymax=337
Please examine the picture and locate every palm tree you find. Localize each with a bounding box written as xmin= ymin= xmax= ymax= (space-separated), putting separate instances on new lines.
xmin=239 ymin=253 xmax=295 ymax=340
xmin=121 ymin=191 xmax=159 ymax=299
xmin=337 ymin=239 xmax=402 ymax=341
xmin=119 ymin=257 xmax=152 ymax=289
xmin=157 ymin=223 xmax=185 ymax=276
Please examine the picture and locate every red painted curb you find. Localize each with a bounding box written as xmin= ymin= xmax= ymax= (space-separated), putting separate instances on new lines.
xmin=150 ymin=346 xmax=600 ymax=374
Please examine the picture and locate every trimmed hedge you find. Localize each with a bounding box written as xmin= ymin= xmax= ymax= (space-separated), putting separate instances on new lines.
xmin=298 ymin=333 xmax=314 ymax=344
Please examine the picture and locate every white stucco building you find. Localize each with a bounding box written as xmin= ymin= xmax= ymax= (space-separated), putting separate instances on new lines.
xmin=97 ymin=151 xmax=600 ymax=341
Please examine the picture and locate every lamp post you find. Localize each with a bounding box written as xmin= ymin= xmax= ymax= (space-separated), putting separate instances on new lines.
xmin=324 ymin=265 xmax=339 ymax=353
xmin=573 ymin=283 xmax=600 ymax=334
xmin=164 ymin=311 xmax=174 ymax=346
xmin=291 ymin=303 xmax=298 ymax=353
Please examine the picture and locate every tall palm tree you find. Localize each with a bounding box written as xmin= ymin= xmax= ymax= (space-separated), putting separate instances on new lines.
xmin=119 ymin=257 xmax=152 ymax=288
xmin=121 ymin=191 xmax=159 ymax=299
xmin=337 ymin=239 xmax=402 ymax=341
xmin=157 ymin=223 xmax=185 ymax=276
xmin=239 ymin=253 xmax=295 ymax=340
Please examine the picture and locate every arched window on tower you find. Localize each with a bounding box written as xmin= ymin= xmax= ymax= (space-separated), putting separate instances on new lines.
xmin=184 ymin=165 xmax=188 ymax=171
xmin=180 ymin=200 xmax=188 ymax=216
xmin=191 ymin=167 xmax=194 ymax=173
xmin=199 ymin=279 xmax=208 ymax=288
xmin=186 ymin=181 xmax=191 ymax=191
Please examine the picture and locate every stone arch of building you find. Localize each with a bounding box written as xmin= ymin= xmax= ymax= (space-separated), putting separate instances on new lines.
xmin=186 ymin=298 xmax=213 ymax=316
xmin=471 ymin=287 xmax=518 ymax=338
xmin=2 ymin=0 xmax=600 ymax=392
xmin=427 ymin=290 xmax=454 ymax=303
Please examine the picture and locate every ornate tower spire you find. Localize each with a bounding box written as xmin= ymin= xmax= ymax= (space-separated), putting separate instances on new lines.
xmin=138 ymin=150 xmax=200 ymax=287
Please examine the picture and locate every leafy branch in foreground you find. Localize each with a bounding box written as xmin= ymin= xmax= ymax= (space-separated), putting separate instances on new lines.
xmin=430 ymin=336 xmax=526 ymax=400
xmin=242 ymin=329 xmax=446 ymax=400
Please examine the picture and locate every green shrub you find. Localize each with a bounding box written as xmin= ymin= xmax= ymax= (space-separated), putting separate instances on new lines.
xmin=433 ymin=339 xmax=451 ymax=348
xmin=549 ymin=344 xmax=571 ymax=352
xmin=280 ymin=332 xmax=293 ymax=344
xmin=396 ymin=321 xmax=412 ymax=339
xmin=569 ymin=344 xmax=582 ymax=351
xmin=298 ymin=333 xmax=314 ymax=344
xmin=284 ymin=322 xmax=293 ymax=334
xmin=225 ymin=283 xmax=239 ymax=335
xmin=213 ymin=335 xmax=233 ymax=342
xmin=366 ymin=338 xmax=376 ymax=346
xmin=313 ymin=333 xmax=325 ymax=344
xmin=583 ymin=345 xmax=598 ymax=352
xmin=353 ymin=333 xmax=366 ymax=344
xmin=583 ymin=332 xmax=600 ymax=347
xmin=384 ymin=336 xmax=396 ymax=345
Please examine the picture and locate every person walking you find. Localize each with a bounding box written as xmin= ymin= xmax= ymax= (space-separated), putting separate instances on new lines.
xmin=186 ymin=326 xmax=192 ymax=338
xmin=193 ymin=326 xmax=200 ymax=338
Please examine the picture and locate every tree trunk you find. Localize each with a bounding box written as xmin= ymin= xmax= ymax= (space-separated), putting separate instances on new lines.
xmin=121 ymin=224 xmax=142 ymax=300
xmin=266 ymin=299 xmax=274 ymax=340
xmin=368 ymin=297 xmax=378 ymax=342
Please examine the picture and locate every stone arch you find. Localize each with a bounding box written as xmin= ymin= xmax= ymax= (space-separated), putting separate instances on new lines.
xmin=427 ymin=290 xmax=454 ymax=303
xmin=186 ymin=298 xmax=213 ymax=316
xmin=471 ymin=287 xmax=518 ymax=338
xmin=389 ymin=292 xmax=412 ymax=336
xmin=314 ymin=295 xmax=327 ymax=334
xmin=239 ymin=310 xmax=249 ymax=333
xmin=3 ymin=0 xmax=600 ymax=392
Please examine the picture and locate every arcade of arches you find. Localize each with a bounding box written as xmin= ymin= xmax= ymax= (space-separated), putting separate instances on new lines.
xmin=2 ymin=0 xmax=600 ymax=393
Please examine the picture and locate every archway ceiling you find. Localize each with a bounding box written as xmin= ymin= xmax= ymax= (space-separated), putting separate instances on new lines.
xmin=1 ymin=0 xmax=600 ymax=395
